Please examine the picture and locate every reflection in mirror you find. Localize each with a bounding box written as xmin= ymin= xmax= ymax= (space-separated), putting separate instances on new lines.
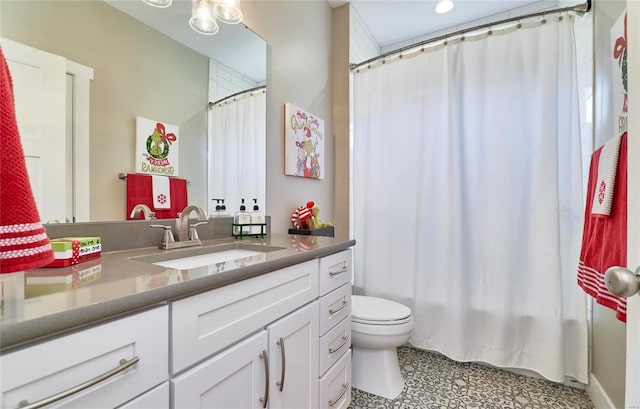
xmin=0 ymin=0 xmax=266 ymax=222
xmin=209 ymin=83 xmax=266 ymax=217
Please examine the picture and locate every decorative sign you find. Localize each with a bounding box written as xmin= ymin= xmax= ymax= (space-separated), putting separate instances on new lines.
xmin=610 ymin=10 xmax=627 ymax=136
xmin=135 ymin=116 xmax=179 ymax=176
xmin=284 ymin=103 xmax=324 ymax=179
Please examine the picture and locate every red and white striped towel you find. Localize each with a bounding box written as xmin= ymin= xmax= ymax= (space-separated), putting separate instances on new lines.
xmin=577 ymin=133 xmax=627 ymax=322
xmin=0 ymin=46 xmax=54 ymax=273
xmin=591 ymin=134 xmax=622 ymax=217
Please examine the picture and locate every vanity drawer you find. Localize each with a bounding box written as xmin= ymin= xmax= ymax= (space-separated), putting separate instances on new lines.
xmin=319 ymin=283 xmax=351 ymax=336
xmin=0 ymin=306 xmax=168 ymax=409
xmin=319 ymin=249 xmax=352 ymax=296
xmin=319 ymin=349 xmax=351 ymax=409
xmin=118 ymin=382 xmax=169 ymax=409
xmin=319 ymin=316 xmax=351 ymax=376
xmin=171 ymin=259 xmax=319 ymax=373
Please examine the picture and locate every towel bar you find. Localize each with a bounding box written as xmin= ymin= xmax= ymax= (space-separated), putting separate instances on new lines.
xmin=118 ymin=173 xmax=189 ymax=183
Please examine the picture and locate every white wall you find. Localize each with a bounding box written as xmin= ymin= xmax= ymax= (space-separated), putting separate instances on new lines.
xmin=241 ymin=1 xmax=336 ymax=235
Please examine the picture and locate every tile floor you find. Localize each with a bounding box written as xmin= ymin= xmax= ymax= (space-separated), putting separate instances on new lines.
xmin=349 ymin=346 xmax=595 ymax=409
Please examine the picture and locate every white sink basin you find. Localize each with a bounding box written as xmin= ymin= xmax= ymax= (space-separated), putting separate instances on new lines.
xmin=152 ymin=249 xmax=264 ymax=270
xmin=131 ymin=243 xmax=284 ymax=271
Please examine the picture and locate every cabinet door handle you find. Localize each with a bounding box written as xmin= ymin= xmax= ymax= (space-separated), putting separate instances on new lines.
xmin=328 ymin=383 xmax=349 ymax=407
xmin=328 ymin=336 xmax=349 ymax=355
xmin=329 ymin=265 xmax=348 ymax=276
xmin=276 ymin=337 xmax=286 ymax=392
xmin=17 ymin=357 xmax=139 ymax=409
xmin=329 ymin=300 xmax=348 ymax=315
xmin=259 ymin=350 xmax=269 ymax=408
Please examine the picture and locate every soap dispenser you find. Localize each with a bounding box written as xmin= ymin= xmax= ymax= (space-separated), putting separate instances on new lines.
xmin=211 ymin=199 xmax=222 ymax=217
xmin=233 ymin=199 xmax=251 ymax=235
xmin=220 ymin=199 xmax=228 ymax=217
xmin=250 ymin=198 xmax=265 ymax=235
xmin=211 ymin=199 xmax=228 ymax=217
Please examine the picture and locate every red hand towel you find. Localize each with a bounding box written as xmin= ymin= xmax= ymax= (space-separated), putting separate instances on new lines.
xmin=126 ymin=174 xmax=188 ymax=220
xmin=577 ymin=133 xmax=628 ymax=322
xmin=0 ymin=46 xmax=54 ymax=273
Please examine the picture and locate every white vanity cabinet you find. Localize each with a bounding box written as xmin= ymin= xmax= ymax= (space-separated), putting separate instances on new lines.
xmin=170 ymin=259 xmax=320 ymax=408
xmin=317 ymin=249 xmax=352 ymax=409
xmin=0 ymin=306 xmax=169 ymax=409
xmin=0 ymin=244 xmax=354 ymax=409
xmin=170 ymin=259 xmax=319 ymax=374
xmin=171 ymin=330 xmax=269 ymax=408
xmin=267 ymin=301 xmax=319 ymax=408
xmin=172 ymin=301 xmax=319 ymax=409
xmin=118 ymin=382 xmax=170 ymax=409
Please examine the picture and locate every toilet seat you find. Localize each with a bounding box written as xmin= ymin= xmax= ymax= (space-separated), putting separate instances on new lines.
xmin=352 ymin=315 xmax=413 ymax=326
xmin=351 ymin=295 xmax=412 ymax=325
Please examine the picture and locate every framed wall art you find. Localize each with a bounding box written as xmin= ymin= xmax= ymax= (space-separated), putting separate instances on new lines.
xmin=284 ymin=103 xmax=324 ymax=179
xmin=135 ymin=116 xmax=179 ymax=176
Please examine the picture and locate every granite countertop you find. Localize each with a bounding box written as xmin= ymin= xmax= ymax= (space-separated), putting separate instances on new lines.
xmin=0 ymin=234 xmax=355 ymax=351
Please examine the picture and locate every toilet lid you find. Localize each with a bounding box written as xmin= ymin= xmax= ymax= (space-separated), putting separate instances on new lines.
xmin=351 ymin=295 xmax=412 ymax=322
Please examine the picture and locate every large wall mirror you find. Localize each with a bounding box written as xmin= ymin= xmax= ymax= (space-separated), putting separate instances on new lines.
xmin=0 ymin=0 xmax=266 ymax=223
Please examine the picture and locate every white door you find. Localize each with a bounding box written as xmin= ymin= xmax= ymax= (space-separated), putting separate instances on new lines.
xmin=625 ymin=2 xmax=639 ymax=407
xmin=171 ymin=330 xmax=269 ymax=409
xmin=267 ymin=301 xmax=319 ymax=409
xmin=1 ymin=38 xmax=67 ymax=224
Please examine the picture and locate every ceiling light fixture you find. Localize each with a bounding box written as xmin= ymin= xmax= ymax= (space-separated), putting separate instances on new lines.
xmin=213 ymin=0 xmax=243 ymax=24
xmin=189 ymin=0 xmax=219 ymax=35
xmin=435 ymin=0 xmax=454 ymax=14
xmin=142 ymin=0 xmax=172 ymax=8
xmin=142 ymin=0 xmax=243 ymax=35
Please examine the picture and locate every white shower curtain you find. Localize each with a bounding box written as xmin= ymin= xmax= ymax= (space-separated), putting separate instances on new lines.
xmin=210 ymin=91 xmax=266 ymax=214
xmin=353 ymin=17 xmax=588 ymax=383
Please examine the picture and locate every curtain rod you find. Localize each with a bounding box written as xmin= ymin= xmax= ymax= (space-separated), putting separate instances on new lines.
xmin=209 ymin=85 xmax=266 ymax=108
xmin=350 ymin=0 xmax=591 ymax=71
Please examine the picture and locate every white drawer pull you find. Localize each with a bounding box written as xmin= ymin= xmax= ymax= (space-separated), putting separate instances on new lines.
xmin=276 ymin=337 xmax=286 ymax=392
xmin=328 ymin=336 xmax=349 ymax=354
xmin=328 ymin=383 xmax=349 ymax=407
xmin=17 ymin=357 xmax=139 ymax=409
xmin=329 ymin=300 xmax=348 ymax=315
xmin=259 ymin=350 xmax=269 ymax=408
xmin=329 ymin=265 xmax=348 ymax=276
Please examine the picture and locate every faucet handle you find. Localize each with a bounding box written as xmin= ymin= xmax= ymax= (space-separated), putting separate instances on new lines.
xmin=189 ymin=221 xmax=208 ymax=241
xmin=150 ymin=224 xmax=175 ymax=247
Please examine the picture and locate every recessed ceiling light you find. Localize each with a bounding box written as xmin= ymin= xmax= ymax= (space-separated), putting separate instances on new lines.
xmin=435 ymin=0 xmax=454 ymax=14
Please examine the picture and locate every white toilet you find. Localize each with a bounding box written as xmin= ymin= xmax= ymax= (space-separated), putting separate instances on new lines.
xmin=350 ymin=295 xmax=414 ymax=400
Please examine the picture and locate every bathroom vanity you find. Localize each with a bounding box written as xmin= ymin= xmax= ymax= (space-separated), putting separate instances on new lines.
xmin=0 ymin=234 xmax=354 ymax=409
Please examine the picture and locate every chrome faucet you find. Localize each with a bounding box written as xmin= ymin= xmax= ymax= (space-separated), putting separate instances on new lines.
xmin=176 ymin=205 xmax=208 ymax=242
xmin=150 ymin=205 xmax=207 ymax=250
xmin=130 ymin=204 xmax=156 ymax=220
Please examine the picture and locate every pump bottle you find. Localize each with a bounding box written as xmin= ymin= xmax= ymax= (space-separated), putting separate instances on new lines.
xmin=250 ymin=198 xmax=265 ymax=235
xmin=233 ymin=199 xmax=251 ymax=235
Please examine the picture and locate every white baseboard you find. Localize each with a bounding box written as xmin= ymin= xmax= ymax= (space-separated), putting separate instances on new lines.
xmin=588 ymin=373 xmax=618 ymax=409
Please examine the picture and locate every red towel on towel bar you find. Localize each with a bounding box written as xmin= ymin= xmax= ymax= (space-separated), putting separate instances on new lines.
xmin=577 ymin=133 xmax=627 ymax=322
xmin=126 ymin=173 xmax=188 ymax=220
